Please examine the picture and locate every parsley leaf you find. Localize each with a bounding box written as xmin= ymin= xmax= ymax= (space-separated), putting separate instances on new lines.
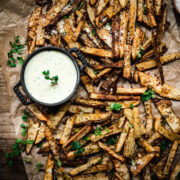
xmin=110 ymin=103 xmax=122 ymax=111
xmin=106 ymin=137 xmax=117 ymax=145
xmin=91 ymin=29 xmax=95 ymax=35
xmin=160 ymin=140 xmax=169 ymax=151
xmin=25 ymin=158 xmax=31 ymax=164
xmin=57 ymin=159 xmax=61 ymax=167
xmin=71 ymin=141 xmax=82 ymax=150
xmin=130 ymin=103 xmax=133 ymax=109
xmin=94 ymin=70 xmax=99 ymax=75
xmin=141 ymin=89 xmax=155 ymax=102
xmin=36 ymin=163 xmax=44 ymax=171
xmin=42 ymin=70 xmax=58 ymax=85
xmin=74 ymin=148 xmax=85 ymax=154
xmin=94 ymin=126 xmax=103 ymax=136
xmin=83 ymin=136 xmax=90 ymax=141
xmin=131 ymin=159 xmax=136 ymax=166
xmin=75 ymin=129 xmax=80 ymax=133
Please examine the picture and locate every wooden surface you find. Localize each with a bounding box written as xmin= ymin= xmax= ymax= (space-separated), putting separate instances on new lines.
xmin=0 ymin=5 xmax=180 ymax=180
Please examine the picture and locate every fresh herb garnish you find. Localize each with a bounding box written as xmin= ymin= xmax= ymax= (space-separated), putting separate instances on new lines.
xmin=105 ymin=127 xmax=110 ymax=133
xmin=42 ymin=70 xmax=58 ymax=85
xmin=36 ymin=163 xmax=44 ymax=171
xmin=79 ymin=2 xmax=84 ymax=9
xmin=83 ymin=136 xmax=90 ymax=141
xmin=64 ymin=15 xmax=69 ymax=19
xmin=20 ymin=123 xmax=27 ymax=137
xmin=61 ymin=31 xmax=67 ymax=35
xmin=129 ymin=124 xmax=133 ymax=128
xmin=130 ymin=103 xmax=134 ymax=109
xmin=110 ymin=103 xmax=122 ymax=111
xmin=106 ymin=137 xmax=117 ymax=145
xmin=94 ymin=126 xmax=103 ymax=136
xmin=36 ymin=141 xmax=43 ymax=148
xmin=57 ymin=159 xmax=61 ymax=167
xmin=141 ymin=89 xmax=155 ymax=102
xmin=71 ymin=141 xmax=85 ymax=154
xmin=160 ymin=140 xmax=169 ymax=151
xmin=136 ymin=47 xmax=144 ymax=59
xmin=143 ymin=5 xmax=147 ymax=15
xmin=91 ymin=29 xmax=95 ymax=35
xmin=73 ymin=7 xmax=77 ymax=12
xmin=124 ymin=128 xmax=127 ymax=133
xmin=75 ymin=129 xmax=80 ymax=133
xmin=25 ymin=158 xmax=31 ymax=164
xmin=131 ymin=159 xmax=136 ymax=166
xmin=108 ymin=21 xmax=112 ymax=26
xmin=94 ymin=70 xmax=99 ymax=75
xmin=21 ymin=110 xmax=30 ymax=122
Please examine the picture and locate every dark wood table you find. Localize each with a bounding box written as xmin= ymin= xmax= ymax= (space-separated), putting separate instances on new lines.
xmin=0 ymin=6 xmax=179 ymax=180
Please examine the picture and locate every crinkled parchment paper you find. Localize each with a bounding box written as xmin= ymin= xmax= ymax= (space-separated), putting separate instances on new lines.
xmin=0 ymin=0 xmax=180 ymax=179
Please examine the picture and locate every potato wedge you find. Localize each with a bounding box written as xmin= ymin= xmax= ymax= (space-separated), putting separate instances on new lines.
xmin=36 ymin=15 xmax=45 ymax=46
xmin=137 ymin=0 xmax=143 ymax=22
xmin=163 ymin=140 xmax=179 ymax=175
xmin=98 ymin=142 xmax=125 ymax=162
xmin=116 ymin=87 xmax=147 ymax=95
xmin=155 ymin=0 xmax=162 ymax=16
xmin=115 ymin=172 xmax=123 ymax=180
xmin=60 ymin=114 xmax=77 ymax=145
xmin=83 ymin=164 xmax=108 ymax=174
xmin=147 ymin=132 xmax=162 ymax=145
xmin=81 ymin=76 xmax=95 ymax=93
xmin=114 ymin=160 xmax=130 ymax=180
xmin=90 ymin=0 xmax=97 ymax=6
xmin=170 ymin=159 xmax=180 ymax=180
xmin=86 ymin=1 xmax=96 ymax=26
xmin=69 ymin=105 xmax=94 ymax=113
xmin=139 ymin=71 xmax=180 ymax=100
xmin=154 ymin=117 xmax=162 ymax=132
xmin=141 ymin=36 xmax=152 ymax=52
xmin=130 ymin=154 xmax=155 ymax=176
xmin=133 ymin=69 xmax=139 ymax=83
xmin=75 ymin=113 xmax=111 ymax=125
xmin=73 ymin=173 xmax=109 ymax=180
xmin=70 ymin=156 xmax=102 ymax=176
xmin=119 ymin=10 xmax=128 ymax=58
xmin=35 ymin=123 xmax=46 ymax=144
xmin=119 ymin=0 xmax=128 ymax=8
xmin=72 ymin=19 xmax=84 ymax=41
xmin=96 ymin=0 xmax=109 ymax=15
xmin=26 ymin=119 xmax=39 ymax=154
xmin=154 ymin=98 xmax=180 ymax=133
xmin=44 ymin=154 xmax=54 ymax=180
xmin=57 ymin=167 xmax=72 ymax=180
xmin=146 ymin=0 xmax=156 ymax=27
xmin=75 ymin=98 xmax=107 ymax=107
xmin=143 ymin=15 xmax=153 ymax=28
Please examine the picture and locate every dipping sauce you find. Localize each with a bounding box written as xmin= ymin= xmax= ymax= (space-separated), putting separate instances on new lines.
xmin=24 ymin=50 xmax=78 ymax=104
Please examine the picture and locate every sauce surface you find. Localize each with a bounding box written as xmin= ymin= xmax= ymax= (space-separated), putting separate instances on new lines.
xmin=24 ymin=50 xmax=78 ymax=104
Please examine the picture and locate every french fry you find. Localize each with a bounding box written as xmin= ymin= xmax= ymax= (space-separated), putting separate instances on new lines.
xmin=144 ymin=100 xmax=153 ymax=137
xmin=116 ymin=87 xmax=147 ymax=95
xmin=69 ymin=105 xmax=94 ymax=113
xmin=98 ymin=142 xmax=125 ymax=162
xmin=141 ymin=36 xmax=152 ymax=52
xmin=155 ymin=0 xmax=162 ymax=16
xmin=143 ymin=15 xmax=153 ymax=28
xmin=123 ymin=128 xmax=135 ymax=158
xmin=83 ymin=164 xmax=108 ymax=174
xmin=119 ymin=0 xmax=128 ymax=8
xmin=26 ymin=119 xmax=39 ymax=154
xmin=93 ymin=61 xmax=123 ymax=70
xmin=44 ymin=154 xmax=54 ymax=180
xmin=80 ymin=33 xmax=96 ymax=48
xmin=75 ymin=113 xmax=111 ymax=125
xmin=90 ymin=92 xmax=140 ymax=101
xmin=86 ymin=1 xmax=96 ymax=26
xmin=27 ymin=30 xmax=36 ymax=54
xmin=115 ymin=172 xmax=124 ymax=180
xmin=143 ymin=166 xmax=151 ymax=180
xmin=73 ymin=173 xmax=109 ymax=180
xmin=133 ymin=107 xmax=146 ymax=138
xmin=45 ymin=32 xmax=61 ymax=47
xmin=115 ymin=121 xmax=130 ymax=152
xmin=154 ymin=98 xmax=180 ymax=133
xmin=75 ymin=98 xmax=107 ymax=107
xmin=170 ymin=159 xmax=180 ymax=180
xmin=123 ymin=45 xmax=131 ymax=79
xmin=112 ymin=15 xmax=120 ymax=59
xmin=114 ymin=160 xmax=130 ymax=180
xmin=36 ymin=15 xmax=45 ymax=46
xmin=158 ymin=126 xmax=180 ymax=142
xmin=119 ymin=10 xmax=128 ymax=58
xmin=70 ymin=156 xmax=102 ymax=176
xmin=80 ymin=47 xmax=113 ymax=58
xmin=130 ymin=154 xmax=155 ymax=176
xmin=72 ymin=19 xmax=84 ymax=41
xmin=90 ymin=0 xmax=97 ymax=6
xmin=57 ymin=167 xmax=72 ymax=180
xmin=133 ymin=69 xmax=139 ymax=83
xmin=60 ymin=114 xmax=77 ymax=145
xmin=139 ymin=71 xmax=180 ymax=100
xmin=81 ymin=76 xmax=95 ymax=93
xmin=147 ymin=132 xmax=162 ymax=145
xmin=163 ymin=140 xmax=179 ymax=175
xmin=124 ymin=108 xmax=133 ymax=125
xmin=145 ymin=0 xmax=156 ymax=27
xmin=96 ymin=0 xmax=109 ymax=15
xmin=137 ymin=0 xmax=143 ymax=22
xmin=35 ymin=123 xmax=46 ymax=144
xmin=154 ymin=117 xmax=162 ymax=132
xmin=128 ymin=0 xmax=137 ymax=42
xmin=37 ymin=142 xmax=50 ymax=154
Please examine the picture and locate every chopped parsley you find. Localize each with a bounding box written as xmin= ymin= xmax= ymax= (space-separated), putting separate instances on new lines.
xmin=106 ymin=137 xmax=117 ymax=145
xmin=91 ymin=29 xmax=95 ymax=35
xmin=64 ymin=15 xmax=69 ymax=19
xmin=79 ymin=2 xmax=84 ymax=9
xmin=130 ymin=103 xmax=134 ymax=109
xmin=42 ymin=70 xmax=58 ymax=85
xmin=129 ymin=124 xmax=133 ymax=128
xmin=124 ymin=128 xmax=127 ymax=133
xmin=131 ymin=159 xmax=136 ymax=166
xmin=105 ymin=127 xmax=110 ymax=133
xmin=94 ymin=70 xmax=99 ymax=75
xmin=71 ymin=141 xmax=85 ymax=155
xmin=83 ymin=136 xmax=90 ymax=141
xmin=20 ymin=123 xmax=27 ymax=137
xmin=141 ymin=89 xmax=155 ymax=102
xmin=61 ymin=31 xmax=67 ymax=35
xmin=36 ymin=163 xmax=44 ymax=171
xmin=160 ymin=140 xmax=169 ymax=151
xmin=75 ymin=129 xmax=80 ymax=133
xmin=57 ymin=159 xmax=62 ymax=167
xmin=136 ymin=47 xmax=144 ymax=59
xmin=25 ymin=158 xmax=31 ymax=164
xmin=74 ymin=148 xmax=85 ymax=154
xmin=110 ymin=103 xmax=122 ymax=111
xmin=94 ymin=126 xmax=103 ymax=136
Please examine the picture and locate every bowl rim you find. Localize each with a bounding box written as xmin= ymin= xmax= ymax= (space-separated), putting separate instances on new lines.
xmin=20 ymin=46 xmax=80 ymax=107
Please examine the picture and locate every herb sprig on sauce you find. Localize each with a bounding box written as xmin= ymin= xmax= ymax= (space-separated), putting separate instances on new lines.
xmin=42 ymin=70 xmax=58 ymax=85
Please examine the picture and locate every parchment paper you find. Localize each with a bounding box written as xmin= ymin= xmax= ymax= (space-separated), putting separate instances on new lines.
xmin=0 ymin=0 xmax=180 ymax=179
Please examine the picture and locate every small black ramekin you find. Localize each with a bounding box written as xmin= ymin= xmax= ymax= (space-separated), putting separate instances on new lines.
xmin=13 ymin=46 xmax=87 ymax=106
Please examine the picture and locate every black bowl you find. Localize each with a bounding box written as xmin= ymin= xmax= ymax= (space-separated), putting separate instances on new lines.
xmin=14 ymin=46 xmax=87 ymax=106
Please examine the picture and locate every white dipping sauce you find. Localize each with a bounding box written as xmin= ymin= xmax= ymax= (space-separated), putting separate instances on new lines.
xmin=24 ymin=51 xmax=78 ymax=104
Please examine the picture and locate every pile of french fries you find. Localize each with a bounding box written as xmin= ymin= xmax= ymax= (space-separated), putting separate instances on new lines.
xmin=25 ymin=0 xmax=180 ymax=179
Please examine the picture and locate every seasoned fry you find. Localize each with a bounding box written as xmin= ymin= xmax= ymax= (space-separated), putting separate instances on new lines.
xmin=81 ymin=76 xmax=95 ymax=93
xmin=119 ymin=0 xmax=128 ymax=8
xmin=26 ymin=119 xmax=39 ymax=154
xmin=116 ymin=87 xmax=147 ymax=95
xmin=60 ymin=114 xmax=77 ymax=145
xmin=72 ymin=19 xmax=84 ymax=41
xmin=115 ymin=172 xmax=124 ymax=180
xmin=73 ymin=173 xmax=109 ymax=180
xmin=141 ymin=36 xmax=152 ymax=52
xmin=132 ymin=27 xmax=144 ymax=60
xmin=137 ymin=0 xmax=143 ymax=22
xmin=93 ymin=61 xmax=123 ymax=70
xmin=115 ymin=121 xmax=130 ymax=152
xmin=90 ymin=0 xmax=97 ymax=6
xmin=96 ymin=0 xmax=109 ymax=15
xmin=145 ymin=0 xmax=156 ymax=27
xmin=170 ymin=159 xmax=180 ymax=180
xmin=86 ymin=1 xmax=96 ymax=26
xmin=80 ymin=33 xmax=96 ymax=48
xmin=155 ymin=0 xmax=162 ymax=16
xmin=98 ymin=142 xmax=125 ymax=162
xmin=143 ymin=15 xmax=153 ymax=28
xmin=119 ymin=10 xmax=128 ymax=58
xmin=114 ymin=160 xmax=130 ymax=180
xmin=112 ymin=15 xmax=120 ymax=59
xmin=144 ymin=100 xmax=153 ymax=137
xmin=154 ymin=98 xmax=180 ymax=133
xmin=36 ymin=15 xmax=45 ymax=46
xmin=75 ymin=112 xmax=111 ymax=125
xmin=123 ymin=45 xmax=131 ymax=79
xmin=69 ymin=105 xmax=94 ymax=113
xmin=143 ymin=166 xmax=151 ymax=180
xmin=83 ymin=164 xmax=108 ymax=174
xmin=139 ymin=71 xmax=180 ymax=100
xmin=44 ymin=154 xmax=54 ymax=180
xmin=163 ymin=141 xmax=179 ymax=175
xmin=130 ymin=154 xmax=155 ymax=176
xmin=133 ymin=69 xmax=139 ymax=83
xmin=133 ymin=107 xmax=146 ymax=138
xmin=57 ymin=167 xmax=72 ymax=180
xmin=90 ymin=92 xmax=140 ymax=101
xmin=35 ymin=123 xmax=46 ymax=144
xmin=123 ymin=128 xmax=135 ymax=158
xmin=147 ymin=132 xmax=162 ymax=145
xmin=75 ymin=98 xmax=107 ymax=107
xmin=124 ymin=108 xmax=133 ymax=124
xmin=80 ymin=47 xmax=113 ymax=58
xmin=45 ymin=32 xmax=61 ymax=47
xmin=158 ymin=126 xmax=180 ymax=142
xmin=154 ymin=117 xmax=162 ymax=132
xmin=128 ymin=0 xmax=137 ymax=42
xmin=70 ymin=156 xmax=102 ymax=176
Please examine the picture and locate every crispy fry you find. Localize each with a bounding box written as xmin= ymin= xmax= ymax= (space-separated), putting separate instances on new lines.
xmin=60 ymin=114 xmax=77 ymax=144
xmin=141 ymin=36 xmax=152 ymax=52
xmin=80 ymin=33 xmax=96 ymax=47
xmin=26 ymin=119 xmax=39 ymax=154
xmin=81 ymin=76 xmax=95 ymax=93
xmin=163 ymin=140 xmax=179 ymax=175
xmin=137 ymin=0 xmax=143 ymax=22
xmin=44 ymin=154 xmax=54 ymax=180
xmin=72 ymin=19 xmax=84 ymax=41
xmin=147 ymin=132 xmax=162 ymax=145
xmin=75 ymin=98 xmax=107 ymax=107
xmin=90 ymin=0 xmax=97 ymax=6
xmin=57 ymin=167 xmax=72 ymax=180
xmin=155 ymin=0 xmax=162 ymax=16
xmin=83 ymin=164 xmax=108 ymax=174
xmin=75 ymin=112 xmax=111 ymax=125
xmin=119 ymin=10 xmax=128 ymax=58
xmin=139 ymin=71 xmax=180 ymax=100
xmin=154 ymin=117 xmax=162 ymax=132
xmin=146 ymin=0 xmax=156 ymax=27
xmin=154 ymin=98 xmax=180 ymax=133
xmin=69 ymin=105 xmax=94 ymax=113
xmin=124 ymin=108 xmax=133 ymax=124
xmin=123 ymin=45 xmax=132 ymax=79
xmin=36 ymin=15 xmax=45 ymax=46
xmin=143 ymin=15 xmax=153 ymax=28
xmin=170 ymin=159 xmax=180 ymax=180
xmin=98 ymin=142 xmax=125 ymax=162
xmin=35 ymin=123 xmax=46 ymax=144
xmin=73 ymin=173 xmax=109 ymax=180
xmin=143 ymin=166 xmax=151 ymax=180
xmin=116 ymin=87 xmax=147 ymax=95
xmin=119 ymin=0 xmax=128 ymax=8
xmin=130 ymin=154 xmax=155 ymax=176
xmin=86 ymin=1 xmax=96 ymax=26
xmin=96 ymin=0 xmax=109 ymax=15
xmin=133 ymin=69 xmax=139 ymax=83
xmin=93 ymin=61 xmax=123 ymax=70
xmin=115 ymin=172 xmax=124 ymax=180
